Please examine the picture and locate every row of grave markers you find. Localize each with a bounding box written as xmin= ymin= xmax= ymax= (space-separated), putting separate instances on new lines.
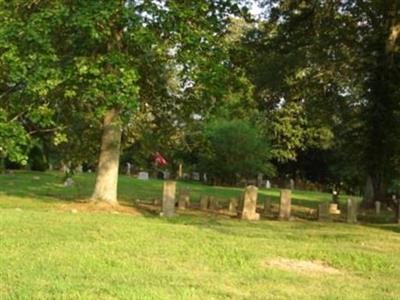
xmin=158 ymin=181 xmax=393 ymax=223
xmin=159 ymin=181 xmax=400 ymax=223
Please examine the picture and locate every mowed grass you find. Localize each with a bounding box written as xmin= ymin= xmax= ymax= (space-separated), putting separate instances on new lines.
xmin=1 ymin=172 xmax=400 ymax=299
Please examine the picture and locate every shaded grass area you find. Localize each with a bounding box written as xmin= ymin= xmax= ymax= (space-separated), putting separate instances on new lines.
xmin=1 ymin=171 xmax=400 ymax=299
xmin=0 ymin=171 xmax=341 ymax=208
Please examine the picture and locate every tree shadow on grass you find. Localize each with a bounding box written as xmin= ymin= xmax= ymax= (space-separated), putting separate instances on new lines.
xmin=364 ymin=224 xmax=400 ymax=234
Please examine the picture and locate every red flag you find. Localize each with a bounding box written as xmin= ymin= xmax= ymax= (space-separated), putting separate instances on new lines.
xmin=154 ymin=152 xmax=167 ymax=166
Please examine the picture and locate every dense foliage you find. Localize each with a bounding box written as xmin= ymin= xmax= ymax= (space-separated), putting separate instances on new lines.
xmin=1 ymin=0 xmax=399 ymax=203
xmin=199 ymin=119 xmax=274 ymax=185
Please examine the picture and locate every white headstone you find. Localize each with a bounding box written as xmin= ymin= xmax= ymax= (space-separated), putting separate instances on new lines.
xmin=375 ymin=201 xmax=381 ymax=215
xmin=62 ymin=164 xmax=70 ymax=173
xmin=290 ymin=179 xmax=295 ymax=190
xmin=138 ymin=172 xmax=149 ymax=180
xmin=265 ymin=180 xmax=271 ymax=189
xmin=163 ymin=171 xmax=170 ymax=180
xmin=192 ymin=172 xmax=200 ymax=181
xmin=64 ymin=177 xmax=74 ymax=187
xmin=126 ymin=162 xmax=132 ymax=176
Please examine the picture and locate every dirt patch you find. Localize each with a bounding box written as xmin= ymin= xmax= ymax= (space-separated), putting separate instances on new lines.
xmin=265 ymin=258 xmax=341 ymax=275
xmin=58 ymin=201 xmax=143 ymax=216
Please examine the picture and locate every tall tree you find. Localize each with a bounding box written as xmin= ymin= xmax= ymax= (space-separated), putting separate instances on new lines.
xmin=243 ymin=1 xmax=399 ymax=200
xmin=1 ymin=1 xmax=246 ymax=204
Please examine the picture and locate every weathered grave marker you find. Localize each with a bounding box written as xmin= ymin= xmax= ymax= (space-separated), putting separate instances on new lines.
xmin=329 ymin=203 xmax=341 ymax=215
xmin=64 ymin=177 xmax=74 ymax=187
xmin=138 ymin=171 xmax=149 ymax=180
xmin=264 ymin=197 xmax=272 ymax=216
xmin=208 ymin=196 xmax=219 ymax=211
xmin=178 ymin=188 xmax=190 ymax=210
xmin=161 ymin=181 xmax=176 ymax=217
xmin=375 ymin=201 xmax=381 ymax=215
xmin=203 ymin=173 xmax=207 ymax=182
xmin=265 ymin=180 xmax=271 ymax=189
xmin=126 ymin=162 xmax=132 ymax=176
xmin=257 ymin=173 xmax=263 ymax=188
xmin=200 ymin=196 xmax=209 ymax=210
xmin=192 ymin=172 xmax=200 ymax=181
xmin=346 ymin=198 xmax=358 ymax=224
xmin=279 ymin=189 xmax=292 ymax=220
xmin=229 ymin=198 xmax=238 ymax=213
xmin=163 ymin=170 xmax=170 ymax=180
xmin=177 ymin=164 xmax=183 ymax=179
xmin=240 ymin=185 xmax=260 ymax=221
xmin=318 ymin=202 xmax=332 ymax=221
xmin=290 ymin=179 xmax=295 ymax=190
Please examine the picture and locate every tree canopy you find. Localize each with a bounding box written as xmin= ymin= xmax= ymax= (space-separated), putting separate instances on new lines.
xmin=1 ymin=0 xmax=399 ymax=204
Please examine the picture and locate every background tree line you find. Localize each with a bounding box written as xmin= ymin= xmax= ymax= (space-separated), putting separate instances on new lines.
xmin=1 ymin=0 xmax=399 ymax=206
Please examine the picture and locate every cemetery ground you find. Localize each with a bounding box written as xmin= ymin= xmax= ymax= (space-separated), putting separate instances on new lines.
xmin=1 ymin=172 xmax=400 ymax=300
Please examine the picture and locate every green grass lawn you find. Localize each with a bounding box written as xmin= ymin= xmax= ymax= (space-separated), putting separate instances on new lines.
xmin=1 ymin=171 xmax=400 ymax=299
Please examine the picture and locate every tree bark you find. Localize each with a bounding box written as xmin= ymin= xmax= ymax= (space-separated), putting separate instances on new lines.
xmin=91 ymin=108 xmax=122 ymax=205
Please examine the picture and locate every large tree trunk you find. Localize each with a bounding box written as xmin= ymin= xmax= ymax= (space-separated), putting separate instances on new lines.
xmin=91 ymin=108 xmax=122 ymax=205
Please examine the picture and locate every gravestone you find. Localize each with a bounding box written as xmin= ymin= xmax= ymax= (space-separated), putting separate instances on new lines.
xmin=265 ymin=180 xmax=271 ymax=189
xmin=318 ymin=202 xmax=332 ymax=221
xmin=240 ymin=185 xmax=260 ymax=221
xmin=346 ymin=198 xmax=358 ymax=224
xmin=329 ymin=203 xmax=341 ymax=215
xmin=178 ymin=188 xmax=190 ymax=210
xmin=76 ymin=165 xmax=83 ymax=173
xmin=229 ymin=198 xmax=238 ymax=213
xmin=161 ymin=181 xmax=176 ymax=217
xmin=64 ymin=177 xmax=74 ymax=187
xmin=138 ymin=171 xmax=149 ymax=180
xmin=192 ymin=172 xmax=200 ymax=181
xmin=290 ymin=179 xmax=295 ymax=190
xmin=208 ymin=196 xmax=219 ymax=211
xmin=163 ymin=171 xmax=170 ymax=180
xmin=126 ymin=162 xmax=132 ymax=176
xmin=375 ymin=201 xmax=381 ymax=215
xmin=200 ymin=196 xmax=209 ymax=210
xmin=178 ymin=164 xmax=183 ymax=179
xmin=264 ymin=197 xmax=272 ymax=216
xmin=61 ymin=164 xmax=70 ymax=173
xmin=257 ymin=173 xmax=263 ymax=188
xmin=203 ymin=173 xmax=207 ymax=183
xmin=279 ymin=189 xmax=292 ymax=220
